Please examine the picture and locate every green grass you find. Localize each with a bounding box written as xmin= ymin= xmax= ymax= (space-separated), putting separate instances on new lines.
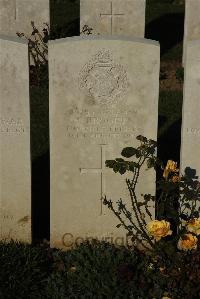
xmin=162 ymin=41 xmax=183 ymax=61
xmin=146 ymin=0 xmax=185 ymax=61
xmin=0 ymin=241 xmax=51 ymax=299
xmin=0 ymin=240 xmax=199 ymax=299
xmin=158 ymin=90 xmax=183 ymax=137
xmin=0 ymin=241 xmax=145 ymax=299
xmin=146 ymin=1 xmax=184 ymax=25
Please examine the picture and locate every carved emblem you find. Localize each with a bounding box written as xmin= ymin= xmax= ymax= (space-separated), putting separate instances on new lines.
xmin=79 ymin=50 xmax=128 ymax=105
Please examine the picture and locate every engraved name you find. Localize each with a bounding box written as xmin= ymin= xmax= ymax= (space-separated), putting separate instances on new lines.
xmin=65 ymin=107 xmax=140 ymax=140
xmin=186 ymin=128 xmax=200 ymax=136
xmin=0 ymin=117 xmax=25 ymax=133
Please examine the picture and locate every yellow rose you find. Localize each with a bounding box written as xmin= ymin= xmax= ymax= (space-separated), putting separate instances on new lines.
xmin=163 ymin=160 xmax=179 ymax=180
xmin=147 ymin=220 xmax=172 ymax=241
xmin=162 ymin=297 xmax=172 ymax=299
xmin=186 ymin=218 xmax=200 ymax=235
xmin=177 ymin=233 xmax=198 ymax=251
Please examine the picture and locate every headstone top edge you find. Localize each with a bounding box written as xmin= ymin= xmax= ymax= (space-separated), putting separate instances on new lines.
xmin=0 ymin=35 xmax=28 ymax=45
xmin=80 ymin=0 xmax=146 ymax=3
xmin=48 ymin=36 xmax=159 ymax=47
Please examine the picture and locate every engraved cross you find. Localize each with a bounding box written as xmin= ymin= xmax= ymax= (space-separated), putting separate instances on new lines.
xmin=100 ymin=1 xmax=124 ymax=35
xmin=80 ymin=144 xmax=109 ymax=215
xmin=14 ymin=0 xmax=18 ymax=20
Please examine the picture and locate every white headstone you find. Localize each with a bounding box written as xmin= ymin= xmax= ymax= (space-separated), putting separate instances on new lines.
xmin=181 ymin=40 xmax=200 ymax=186
xmin=80 ymin=0 xmax=146 ymax=37
xmin=49 ymin=36 xmax=160 ymax=249
xmin=0 ymin=36 xmax=31 ymax=242
xmin=0 ymin=0 xmax=49 ymax=37
xmin=183 ymin=0 xmax=200 ymax=64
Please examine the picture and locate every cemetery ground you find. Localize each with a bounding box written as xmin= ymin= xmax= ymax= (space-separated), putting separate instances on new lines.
xmin=1 ymin=1 xmax=200 ymax=298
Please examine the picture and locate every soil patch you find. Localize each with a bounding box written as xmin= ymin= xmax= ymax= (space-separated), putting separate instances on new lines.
xmin=160 ymin=60 xmax=183 ymax=91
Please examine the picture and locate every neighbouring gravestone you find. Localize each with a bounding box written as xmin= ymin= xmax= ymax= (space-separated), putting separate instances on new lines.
xmin=0 ymin=0 xmax=49 ymax=37
xmin=49 ymin=36 xmax=160 ymax=249
xmin=0 ymin=36 xmax=31 ymax=242
xmin=181 ymin=40 xmax=200 ymax=186
xmin=183 ymin=0 xmax=200 ymax=64
xmin=80 ymin=0 xmax=146 ymax=37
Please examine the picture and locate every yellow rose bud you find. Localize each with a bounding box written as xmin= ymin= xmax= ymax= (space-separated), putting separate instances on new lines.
xmin=159 ymin=266 xmax=166 ymax=273
xmin=171 ymin=174 xmax=180 ymax=183
xmin=69 ymin=266 xmax=76 ymax=272
xmin=186 ymin=218 xmax=200 ymax=235
xmin=147 ymin=220 xmax=172 ymax=241
xmin=177 ymin=233 xmax=198 ymax=251
xmin=163 ymin=160 xmax=179 ymax=180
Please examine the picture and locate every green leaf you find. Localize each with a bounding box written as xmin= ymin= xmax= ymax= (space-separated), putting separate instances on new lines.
xmin=105 ymin=160 xmax=115 ymax=168
xmin=121 ymin=147 xmax=138 ymax=158
xmin=115 ymin=158 xmax=124 ymax=162
xmin=118 ymin=164 xmax=127 ymax=175
xmin=147 ymin=158 xmax=156 ymax=169
xmin=129 ymin=162 xmax=140 ymax=172
xmin=113 ymin=163 xmax=120 ymax=173
xmin=136 ymin=135 xmax=147 ymax=142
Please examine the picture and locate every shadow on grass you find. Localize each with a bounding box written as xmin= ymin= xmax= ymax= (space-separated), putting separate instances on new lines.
xmin=31 ymin=152 xmax=50 ymax=243
xmin=145 ymin=13 xmax=184 ymax=57
xmin=158 ymin=118 xmax=182 ymax=166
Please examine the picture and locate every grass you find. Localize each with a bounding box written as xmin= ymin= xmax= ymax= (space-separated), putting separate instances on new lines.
xmin=0 ymin=240 xmax=199 ymax=298
xmin=146 ymin=1 xmax=185 ymax=25
xmin=158 ymin=91 xmax=183 ymax=163
xmin=0 ymin=240 xmax=145 ymax=299
xmin=146 ymin=0 xmax=185 ymax=60
xmin=158 ymin=91 xmax=183 ymax=137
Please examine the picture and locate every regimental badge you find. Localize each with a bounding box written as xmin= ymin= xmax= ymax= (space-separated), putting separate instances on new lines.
xmin=79 ymin=49 xmax=129 ymax=105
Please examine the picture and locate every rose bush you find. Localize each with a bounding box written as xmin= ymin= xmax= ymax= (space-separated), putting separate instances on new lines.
xmin=103 ymin=135 xmax=200 ymax=298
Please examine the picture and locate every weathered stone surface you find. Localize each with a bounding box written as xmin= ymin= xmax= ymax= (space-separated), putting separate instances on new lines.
xmin=49 ymin=36 xmax=160 ymax=249
xmin=0 ymin=0 xmax=49 ymax=37
xmin=0 ymin=36 xmax=31 ymax=242
xmin=80 ymin=0 xmax=146 ymax=37
xmin=183 ymin=0 xmax=200 ymax=64
xmin=181 ymin=40 xmax=200 ymax=187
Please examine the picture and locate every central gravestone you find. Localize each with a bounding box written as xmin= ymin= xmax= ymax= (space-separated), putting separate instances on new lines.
xmin=80 ymin=0 xmax=146 ymax=37
xmin=0 ymin=36 xmax=31 ymax=242
xmin=49 ymin=37 xmax=160 ymax=249
xmin=0 ymin=0 xmax=49 ymax=37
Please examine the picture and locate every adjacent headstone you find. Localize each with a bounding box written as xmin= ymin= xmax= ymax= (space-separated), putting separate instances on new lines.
xmin=80 ymin=0 xmax=146 ymax=37
xmin=183 ymin=0 xmax=200 ymax=64
xmin=0 ymin=0 xmax=49 ymax=37
xmin=0 ymin=36 xmax=31 ymax=242
xmin=49 ymin=36 xmax=160 ymax=249
xmin=181 ymin=40 xmax=200 ymax=185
